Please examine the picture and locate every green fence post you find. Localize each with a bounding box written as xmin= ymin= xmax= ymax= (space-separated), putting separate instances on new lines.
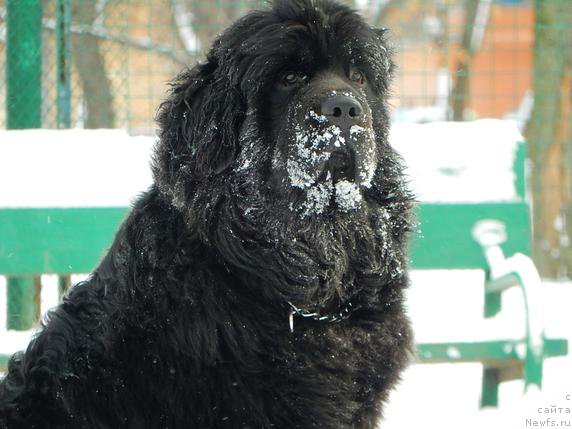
xmin=480 ymin=367 xmax=500 ymax=407
xmin=6 ymin=0 xmax=43 ymax=330
xmin=6 ymin=0 xmax=42 ymax=129
xmin=56 ymin=0 xmax=73 ymax=296
xmin=56 ymin=0 xmax=72 ymax=129
xmin=483 ymin=270 xmax=502 ymax=318
xmin=7 ymin=277 xmax=40 ymax=330
xmin=58 ymin=276 xmax=72 ymax=302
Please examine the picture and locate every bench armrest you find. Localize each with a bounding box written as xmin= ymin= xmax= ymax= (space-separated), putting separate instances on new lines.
xmin=472 ymin=219 xmax=546 ymax=389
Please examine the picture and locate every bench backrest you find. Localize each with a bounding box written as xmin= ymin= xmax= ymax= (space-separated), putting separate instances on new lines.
xmin=0 ymin=120 xmax=530 ymax=274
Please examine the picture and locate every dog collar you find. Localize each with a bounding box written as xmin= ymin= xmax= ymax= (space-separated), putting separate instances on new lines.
xmin=287 ymin=300 xmax=357 ymax=333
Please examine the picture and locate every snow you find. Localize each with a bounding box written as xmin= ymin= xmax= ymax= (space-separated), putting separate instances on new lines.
xmin=301 ymin=181 xmax=334 ymax=216
xmin=349 ymin=124 xmax=366 ymax=137
xmin=334 ymin=179 xmax=363 ymax=212
xmin=353 ymin=126 xmax=376 ymax=188
xmin=305 ymin=110 xmax=328 ymax=124
xmin=0 ymin=120 xmax=522 ymax=208
xmin=0 ymin=129 xmax=155 ymax=208
xmin=286 ymin=99 xmax=382 ymax=216
xmin=390 ymin=119 xmax=523 ymax=203
xmin=288 ymin=112 xmax=355 ymax=216
xmin=380 ymin=275 xmax=572 ymax=429
xmin=287 ymin=121 xmax=339 ymax=195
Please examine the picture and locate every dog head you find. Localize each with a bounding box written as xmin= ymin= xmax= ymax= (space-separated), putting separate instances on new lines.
xmin=153 ymin=0 xmax=413 ymax=310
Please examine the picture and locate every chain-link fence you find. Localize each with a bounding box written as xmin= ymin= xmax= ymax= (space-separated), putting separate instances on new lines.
xmin=0 ymin=0 xmax=553 ymax=132
xmin=0 ymin=0 xmax=261 ymax=132
xmin=0 ymin=0 xmax=571 ymax=276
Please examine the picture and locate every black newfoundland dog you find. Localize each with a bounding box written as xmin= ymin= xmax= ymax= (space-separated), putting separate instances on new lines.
xmin=0 ymin=0 xmax=414 ymax=427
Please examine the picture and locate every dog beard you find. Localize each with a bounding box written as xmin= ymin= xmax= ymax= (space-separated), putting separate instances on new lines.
xmin=209 ymin=112 xmax=405 ymax=313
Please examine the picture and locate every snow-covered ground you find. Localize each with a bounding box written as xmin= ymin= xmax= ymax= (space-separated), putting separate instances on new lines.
xmin=383 ymin=273 xmax=572 ymax=429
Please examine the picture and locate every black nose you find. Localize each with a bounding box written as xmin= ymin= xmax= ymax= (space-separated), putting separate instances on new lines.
xmin=321 ymin=95 xmax=363 ymax=121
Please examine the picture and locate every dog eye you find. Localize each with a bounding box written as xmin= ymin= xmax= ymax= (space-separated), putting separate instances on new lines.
xmin=349 ymin=68 xmax=366 ymax=85
xmin=280 ymin=72 xmax=307 ymax=87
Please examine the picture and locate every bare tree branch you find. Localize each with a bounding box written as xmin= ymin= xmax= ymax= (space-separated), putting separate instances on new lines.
xmin=170 ymin=0 xmax=201 ymax=56
xmin=93 ymin=0 xmax=109 ymax=28
xmin=59 ymin=22 xmax=190 ymax=66
xmin=0 ymin=7 xmax=6 ymax=43
xmin=0 ymin=7 xmax=188 ymax=65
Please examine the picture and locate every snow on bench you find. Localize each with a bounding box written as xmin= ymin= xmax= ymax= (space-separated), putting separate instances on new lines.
xmin=0 ymin=119 xmax=523 ymax=208
xmin=391 ymin=119 xmax=522 ymax=203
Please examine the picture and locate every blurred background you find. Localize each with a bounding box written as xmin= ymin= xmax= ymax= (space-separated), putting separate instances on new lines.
xmin=0 ymin=1 xmax=571 ymax=427
xmin=0 ymin=0 xmax=570 ymax=276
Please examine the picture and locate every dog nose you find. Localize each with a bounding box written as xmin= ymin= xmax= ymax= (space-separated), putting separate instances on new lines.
xmin=321 ymin=95 xmax=363 ymax=122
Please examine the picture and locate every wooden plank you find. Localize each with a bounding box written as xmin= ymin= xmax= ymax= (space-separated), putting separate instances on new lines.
xmin=416 ymin=339 xmax=568 ymax=364
xmin=0 ymin=208 xmax=127 ymax=274
xmin=0 ymin=203 xmax=531 ymax=274
xmin=410 ymin=202 xmax=531 ymax=269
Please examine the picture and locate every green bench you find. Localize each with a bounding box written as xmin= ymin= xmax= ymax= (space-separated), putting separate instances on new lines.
xmin=392 ymin=120 xmax=568 ymax=406
xmin=0 ymin=122 xmax=568 ymax=408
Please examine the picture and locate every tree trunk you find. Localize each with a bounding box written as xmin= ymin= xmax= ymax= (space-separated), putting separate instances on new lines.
xmin=450 ymin=0 xmax=481 ymax=121
xmin=72 ymin=1 xmax=115 ymax=128
xmin=559 ymin=2 xmax=572 ymax=277
xmin=562 ymin=80 xmax=572 ymax=277
xmin=526 ymin=0 xmax=572 ymax=278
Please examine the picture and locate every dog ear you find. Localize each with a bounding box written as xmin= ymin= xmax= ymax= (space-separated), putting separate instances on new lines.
xmin=369 ymin=26 xmax=394 ymax=85
xmin=154 ymin=55 xmax=245 ymax=187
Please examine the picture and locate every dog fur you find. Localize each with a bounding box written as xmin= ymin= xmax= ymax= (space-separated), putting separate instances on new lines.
xmin=0 ymin=0 xmax=415 ymax=427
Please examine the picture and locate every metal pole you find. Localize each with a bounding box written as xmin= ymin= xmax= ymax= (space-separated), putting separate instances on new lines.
xmin=56 ymin=0 xmax=72 ymax=129
xmin=6 ymin=0 xmax=42 ymax=129
xmin=6 ymin=278 xmax=40 ymax=331
xmin=56 ymin=0 xmax=73 ymax=297
xmin=6 ymin=0 xmax=42 ymax=330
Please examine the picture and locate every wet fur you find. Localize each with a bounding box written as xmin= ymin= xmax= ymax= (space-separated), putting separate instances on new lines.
xmin=0 ymin=1 xmax=415 ymax=427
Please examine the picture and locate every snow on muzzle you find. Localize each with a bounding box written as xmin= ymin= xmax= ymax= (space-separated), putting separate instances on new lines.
xmin=285 ymin=109 xmax=378 ymax=217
